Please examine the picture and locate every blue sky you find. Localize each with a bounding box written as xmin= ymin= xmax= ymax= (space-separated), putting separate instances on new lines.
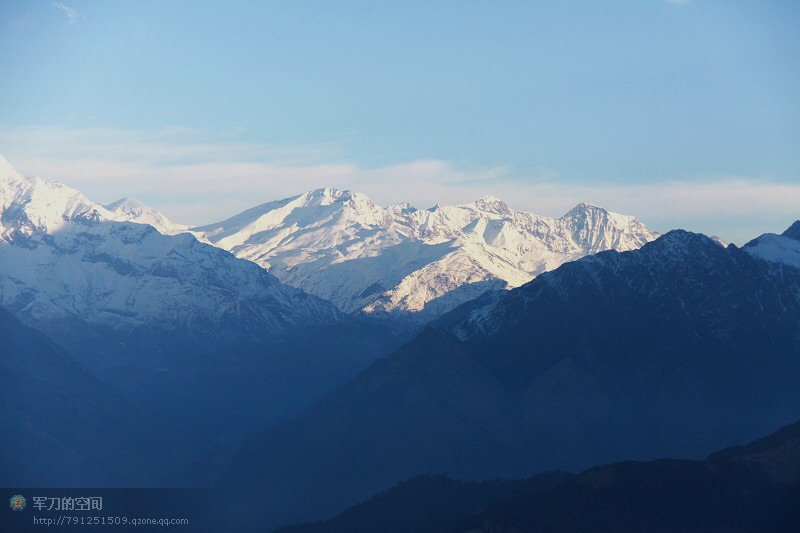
xmin=1 ymin=0 xmax=798 ymax=243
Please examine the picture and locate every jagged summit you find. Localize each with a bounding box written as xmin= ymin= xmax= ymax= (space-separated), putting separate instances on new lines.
xmin=478 ymin=194 xmax=503 ymax=202
xmin=469 ymin=195 xmax=513 ymax=216
xmin=0 ymin=163 xmax=110 ymax=241
xmin=560 ymin=201 xmax=632 ymax=223
xmin=300 ymin=187 xmax=350 ymax=205
xmin=0 ymin=156 xmax=184 ymax=237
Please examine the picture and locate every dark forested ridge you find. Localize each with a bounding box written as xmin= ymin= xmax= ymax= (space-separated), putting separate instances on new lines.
xmin=282 ymin=420 xmax=800 ymax=532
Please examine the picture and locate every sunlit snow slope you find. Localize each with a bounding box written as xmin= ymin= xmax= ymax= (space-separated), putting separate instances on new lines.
xmin=0 ymin=155 xmax=340 ymax=339
xmin=194 ymin=188 xmax=659 ymax=322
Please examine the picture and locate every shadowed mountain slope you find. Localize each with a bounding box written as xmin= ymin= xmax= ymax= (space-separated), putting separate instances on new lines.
xmin=221 ymin=226 xmax=800 ymax=529
xmin=282 ymin=420 xmax=800 ymax=533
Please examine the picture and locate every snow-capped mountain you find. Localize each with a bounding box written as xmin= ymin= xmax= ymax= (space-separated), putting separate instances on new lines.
xmin=0 ymin=154 xmax=184 ymax=237
xmin=0 ymin=155 xmax=409 ymax=449
xmin=0 ymin=156 xmax=341 ymax=362
xmin=0 ymin=155 xmax=110 ymax=241
xmin=104 ymin=197 xmax=188 ymax=234
xmin=743 ymin=221 xmax=800 ymax=269
xmin=193 ymin=187 xmax=659 ymax=323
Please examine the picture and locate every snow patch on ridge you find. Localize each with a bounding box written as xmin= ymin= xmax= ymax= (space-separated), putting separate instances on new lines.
xmin=744 ymin=225 xmax=800 ymax=269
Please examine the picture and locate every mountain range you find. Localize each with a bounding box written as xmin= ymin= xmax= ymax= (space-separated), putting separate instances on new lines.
xmin=0 ymin=156 xmax=397 ymax=445
xmin=221 ymin=225 xmax=800 ymax=529
xmin=192 ymin=188 xmax=659 ymax=324
xmin=0 ymin=155 xmax=340 ymax=363
xmin=0 ymin=154 xmax=658 ymax=346
xmin=0 ymin=154 xmax=661 ymax=434
xmin=2 ymin=154 xmax=797 ymax=532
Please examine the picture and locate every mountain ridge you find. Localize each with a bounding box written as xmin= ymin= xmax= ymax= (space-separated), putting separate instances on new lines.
xmin=1 ymin=155 xmax=659 ymax=329
xmin=743 ymin=221 xmax=800 ymax=269
xmin=0 ymin=157 xmax=343 ymax=369
xmin=278 ymin=420 xmax=800 ymax=533
xmin=103 ymin=196 xmax=188 ymax=234
xmin=192 ymin=187 xmax=659 ymax=324
xmin=220 ymin=222 xmax=800 ymax=529
xmin=0 ymin=156 xmax=407 ymax=446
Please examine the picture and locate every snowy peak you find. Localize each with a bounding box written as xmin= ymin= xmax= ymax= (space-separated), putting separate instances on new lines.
xmin=299 ymin=187 xmax=362 ymax=207
xmin=560 ymin=201 xmax=632 ymax=226
xmin=193 ymin=187 xmax=387 ymax=252
xmin=0 ymin=157 xmax=342 ymax=344
xmin=0 ymin=156 xmax=186 ymax=239
xmin=281 ymin=188 xmax=384 ymax=223
xmin=560 ymin=201 xmax=604 ymax=217
xmin=558 ymin=201 xmax=656 ymax=255
xmin=469 ymin=195 xmax=513 ymax=216
xmin=104 ymin=197 xmax=187 ymax=234
xmin=782 ymin=220 xmax=800 ymax=241
xmin=104 ymin=196 xmax=146 ymax=212
xmin=743 ymin=221 xmax=800 ymax=269
xmin=0 ymin=168 xmax=111 ymax=241
xmin=310 ymin=187 xmax=384 ymax=222
xmin=194 ymin=189 xmax=660 ymax=321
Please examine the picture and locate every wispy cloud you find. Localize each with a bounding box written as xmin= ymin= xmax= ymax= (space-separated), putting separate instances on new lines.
xmin=51 ymin=2 xmax=82 ymax=24
xmin=0 ymin=125 xmax=796 ymax=244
